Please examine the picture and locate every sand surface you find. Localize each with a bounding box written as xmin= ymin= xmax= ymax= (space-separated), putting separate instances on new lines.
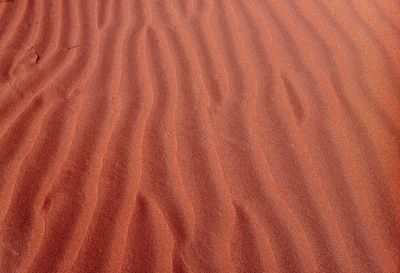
xmin=0 ymin=0 xmax=400 ymax=272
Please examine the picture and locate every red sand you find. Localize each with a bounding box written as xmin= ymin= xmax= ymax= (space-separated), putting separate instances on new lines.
xmin=0 ymin=1 xmax=399 ymax=272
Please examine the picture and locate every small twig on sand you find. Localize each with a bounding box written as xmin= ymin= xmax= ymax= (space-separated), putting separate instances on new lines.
xmin=67 ymin=45 xmax=79 ymax=50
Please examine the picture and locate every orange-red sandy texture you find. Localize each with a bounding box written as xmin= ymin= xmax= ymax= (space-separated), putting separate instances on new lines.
xmin=0 ymin=0 xmax=400 ymax=272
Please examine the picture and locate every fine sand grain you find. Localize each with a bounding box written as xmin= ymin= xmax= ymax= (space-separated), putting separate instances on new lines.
xmin=0 ymin=0 xmax=399 ymax=272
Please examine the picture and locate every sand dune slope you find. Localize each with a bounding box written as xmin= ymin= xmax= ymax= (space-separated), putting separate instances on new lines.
xmin=0 ymin=0 xmax=399 ymax=272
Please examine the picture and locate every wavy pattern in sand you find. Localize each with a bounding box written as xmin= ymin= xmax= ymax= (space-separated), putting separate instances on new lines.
xmin=0 ymin=0 xmax=399 ymax=272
